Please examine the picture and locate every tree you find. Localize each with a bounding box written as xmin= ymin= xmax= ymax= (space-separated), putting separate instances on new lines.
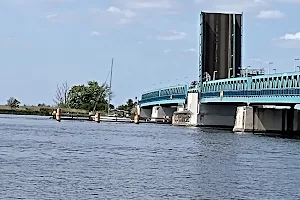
xmin=67 ymin=81 xmax=112 ymax=111
xmin=37 ymin=103 xmax=50 ymax=107
xmin=117 ymin=98 xmax=136 ymax=111
xmin=53 ymin=81 xmax=70 ymax=107
xmin=7 ymin=97 xmax=20 ymax=109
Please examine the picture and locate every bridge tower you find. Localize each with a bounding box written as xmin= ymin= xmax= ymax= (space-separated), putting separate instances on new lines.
xmin=199 ymin=12 xmax=243 ymax=84
xmin=174 ymin=12 xmax=244 ymax=127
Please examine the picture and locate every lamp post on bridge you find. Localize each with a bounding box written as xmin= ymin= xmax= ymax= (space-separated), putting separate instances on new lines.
xmin=245 ymin=65 xmax=251 ymax=77
xmin=273 ymin=68 xmax=276 ymax=74
xmin=295 ymin=58 xmax=300 ymax=71
xmin=268 ymin=62 xmax=273 ymax=74
xmin=213 ymin=71 xmax=217 ymax=80
xmin=184 ymin=76 xmax=188 ymax=85
xmin=297 ymin=66 xmax=300 ymax=71
xmin=228 ymin=68 xmax=233 ymax=78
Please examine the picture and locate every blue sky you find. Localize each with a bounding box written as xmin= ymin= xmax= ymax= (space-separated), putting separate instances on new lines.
xmin=0 ymin=0 xmax=299 ymax=106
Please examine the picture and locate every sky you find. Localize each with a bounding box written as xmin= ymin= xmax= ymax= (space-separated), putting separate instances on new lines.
xmin=0 ymin=0 xmax=300 ymax=106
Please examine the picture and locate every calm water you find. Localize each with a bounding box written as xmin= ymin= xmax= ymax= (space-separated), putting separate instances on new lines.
xmin=0 ymin=115 xmax=300 ymax=199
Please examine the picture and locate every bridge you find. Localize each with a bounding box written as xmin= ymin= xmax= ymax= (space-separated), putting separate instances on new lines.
xmin=139 ymin=71 xmax=300 ymax=107
xmin=201 ymin=72 xmax=300 ymax=105
xmin=136 ymin=11 xmax=300 ymax=133
xmin=137 ymin=72 xmax=300 ymax=132
xmin=138 ymin=84 xmax=188 ymax=107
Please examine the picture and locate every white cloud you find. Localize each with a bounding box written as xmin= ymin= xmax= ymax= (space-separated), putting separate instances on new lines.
xmin=127 ymin=0 xmax=171 ymax=9
xmin=107 ymin=6 xmax=120 ymax=13
xmin=156 ymin=30 xmax=187 ymax=41
xmin=90 ymin=31 xmax=100 ymax=36
xmin=46 ymin=13 xmax=57 ymax=19
xmin=196 ymin=0 xmax=267 ymax=13
xmin=280 ymin=32 xmax=300 ymax=40
xmin=107 ymin=6 xmax=136 ymax=18
xmin=181 ymin=48 xmax=196 ymax=52
xmin=106 ymin=6 xmax=136 ymax=24
xmin=276 ymin=0 xmax=300 ymax=3
xmin=164 ymin=49 xmax=171 ymax=54
xmin=164 ymin=48 xmax=197 ymax=54
xmin=273 ymin=32 xmax=300 ymax=48
xmin=42 ymin=0 xmax=73 ymax=3
xmin=257 ymin=10 xmax=284 ymax=19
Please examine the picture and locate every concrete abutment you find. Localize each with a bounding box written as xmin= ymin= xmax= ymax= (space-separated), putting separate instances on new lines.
xmin=137 ymin=105 xmax=178 ymax=123
xmin=233 ymin=105 xmax=300 ymax=133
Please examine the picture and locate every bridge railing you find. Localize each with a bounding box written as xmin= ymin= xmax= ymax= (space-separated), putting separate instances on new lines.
xmin=201 ymin=72 xmax=300 ymax=103
xmin=139 ymin=84 xmax=188 ymax=105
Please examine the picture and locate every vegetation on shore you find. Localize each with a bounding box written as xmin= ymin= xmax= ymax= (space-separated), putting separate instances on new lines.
xmin=0 ymin=105 xmax=88 ymax=116
xmin=1 ymin=80 xmax=137 ymax=117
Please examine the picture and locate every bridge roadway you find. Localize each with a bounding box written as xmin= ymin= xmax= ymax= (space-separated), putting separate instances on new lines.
xmin=139 ymin=72 xmax=300 ymax=107
xmin=138 ymin=84 xmax=188 ymax=107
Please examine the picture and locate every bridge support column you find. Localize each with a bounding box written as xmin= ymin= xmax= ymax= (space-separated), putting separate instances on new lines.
xmin=198 ymin=104 xmax=238 ymax=127
xmin=173 ymin=92 xmax=238 ymax=127
xmin=139 ymin=107 xmax=152 ymax=120
xmin=233 ymin=105 xmax=300 ymax=133
xmin=172 ymin=92 xmax=199 ymax=126
xmin=287 ymin=104 xmax=295 ymax=132
xmin=151 ymin=106 xmax=177 ymax=123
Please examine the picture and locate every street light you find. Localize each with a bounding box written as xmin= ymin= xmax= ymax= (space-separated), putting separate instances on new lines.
xmin=268 ymin=62 xmax=273 ymax=74
xmin=245 ymin=65 xmax=251 ymax=77
xmin=213 ymin=70 xmax=217 ymax=80
xmin=297 ymin=66 xmax=300 ymax=71
xmin=228 ymin=68 xmax=233 ymax=78
xmin=273 ymin=68 xmax=276 ymax=74
xmin=295 ymin=58 xmax=300 ymax=71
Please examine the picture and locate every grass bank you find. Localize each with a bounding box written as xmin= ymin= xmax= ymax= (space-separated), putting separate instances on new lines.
xmin=0 ymin=105 xmax=89 ymax=116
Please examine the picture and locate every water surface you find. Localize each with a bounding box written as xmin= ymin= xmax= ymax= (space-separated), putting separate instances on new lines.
xmin=0 ymin=115 xmax=300 ymax=199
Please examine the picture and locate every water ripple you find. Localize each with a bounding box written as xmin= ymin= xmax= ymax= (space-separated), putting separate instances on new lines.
xmin=0 ymin=115 xmax=300 ymax=199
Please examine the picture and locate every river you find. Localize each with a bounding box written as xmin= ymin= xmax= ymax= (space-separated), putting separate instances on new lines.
xmin=0 ymin=114 xmax=300 ymax=199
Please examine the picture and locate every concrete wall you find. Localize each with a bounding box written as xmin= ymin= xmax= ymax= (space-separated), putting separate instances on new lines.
xmin=187 ymin=93 xmax=199 ymax=126
xmin=233 ymin=106 xmax=300 ymax=133
xmin=151 ymin=106 xmax=177 ymax=122
xmin=140 ymin=107 xmax=152 ymax=119
xmin=198 ymin=104 xmax=237 ymax=127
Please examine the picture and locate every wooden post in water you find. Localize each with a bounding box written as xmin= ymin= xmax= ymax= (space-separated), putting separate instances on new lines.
xmin=56 ymin=108 xmax=61 ymax=122
xmin=134 ymin=114 xmax=140 ymax=124
xmin=52 ymin=110 xmax=56 ymax=119
xmin=95 ymin=112 xmax=100 ymax=123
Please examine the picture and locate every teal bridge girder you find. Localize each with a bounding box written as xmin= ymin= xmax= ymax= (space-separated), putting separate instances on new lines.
xmin=139 ymin=72 xmax=300 ymax=107
xmin=201 ymin=72 xmax=300 ymax=105
xmin=138 ymin=84 xmax=188 ymax=107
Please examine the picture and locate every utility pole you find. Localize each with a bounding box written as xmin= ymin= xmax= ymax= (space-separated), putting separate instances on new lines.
xmin=107 ymin=58 xmax=114 ymax=116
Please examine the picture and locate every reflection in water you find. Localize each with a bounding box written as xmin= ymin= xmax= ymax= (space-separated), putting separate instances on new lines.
xmin=0 ymin=115 xmax=300 ymax=199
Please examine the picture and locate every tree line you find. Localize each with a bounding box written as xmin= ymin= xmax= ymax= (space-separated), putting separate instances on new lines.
xmin=5 ymin=80 xmax=137 ymax=114
xmin=54 ymin=80 xmax=137 ymax=113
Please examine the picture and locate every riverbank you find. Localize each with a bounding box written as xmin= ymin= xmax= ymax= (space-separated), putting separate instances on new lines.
xmin=0 ymin=105 xmax=88 ymax=116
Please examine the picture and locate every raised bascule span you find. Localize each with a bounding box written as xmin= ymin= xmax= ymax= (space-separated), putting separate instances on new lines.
xmin=137 ymin=12 xmax=300 ymax=133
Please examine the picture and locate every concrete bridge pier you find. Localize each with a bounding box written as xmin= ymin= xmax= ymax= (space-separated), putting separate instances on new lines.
xmin=138 ymin=107 xmax=152 ymax=121
xmin=233 ymin=105 xmax=300 ymax=133
xmin=198 ymin=104 xmax=238 ymax=127
xmin=172 ymin=92 xmax=238 ymax=127
xmin=151 ymin=106 xmax=177 ymax=123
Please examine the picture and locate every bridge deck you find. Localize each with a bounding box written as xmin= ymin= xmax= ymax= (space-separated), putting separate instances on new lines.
xmin=201 ymin=72 xmax=300 ymax=104
xmin=139 ymin=72 xmax=300 ymax=106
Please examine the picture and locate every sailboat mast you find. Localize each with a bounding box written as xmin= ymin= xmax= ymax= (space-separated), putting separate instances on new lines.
xmin=107 ymin=58 xmax=113 ymax=116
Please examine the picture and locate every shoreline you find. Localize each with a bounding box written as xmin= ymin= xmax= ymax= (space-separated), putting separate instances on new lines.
xmin=0 ymin=105 xmax=89 ymax=117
